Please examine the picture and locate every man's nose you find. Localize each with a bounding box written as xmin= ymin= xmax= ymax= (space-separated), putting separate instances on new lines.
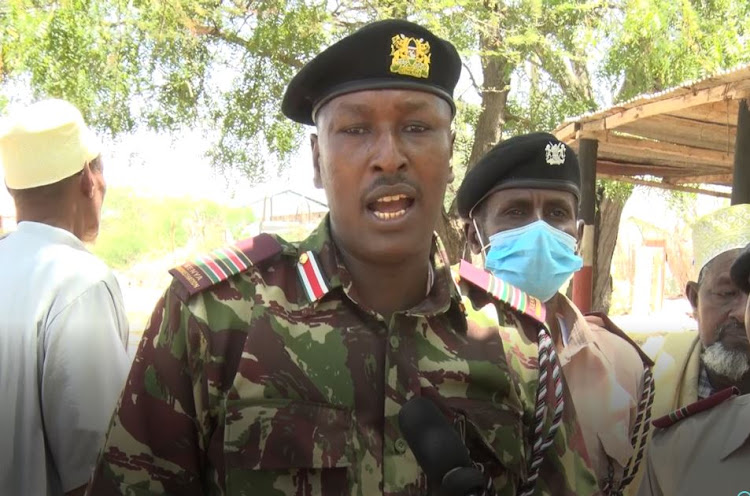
xmin=370 ymin=130 xmax=407 ymax=174
xmin=729 ymin=292 xmax=749 ymax=323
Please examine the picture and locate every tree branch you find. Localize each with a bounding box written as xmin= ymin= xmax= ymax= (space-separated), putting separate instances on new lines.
xmin=462 ymin=61 xmax=482 ymax=94
xmin=189 ymin=22 xmax=305 ymax=69
xmin=531 ymin=40 xmax=594 ymax=105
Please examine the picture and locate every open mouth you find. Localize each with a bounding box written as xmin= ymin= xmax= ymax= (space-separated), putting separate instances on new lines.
xmin=367 ymin=193 xmax=415 ymax=221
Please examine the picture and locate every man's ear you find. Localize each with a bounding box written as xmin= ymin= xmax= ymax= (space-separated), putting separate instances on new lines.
xmin=686 ymin=281 xmax=699 ymax=313
xmin=311 ymin=134 xmax=322 ymax=189
xmin=465 ymin=219 xmax=482 ymax=255
xmin=79 ymin=163 xmax=94 ymax=199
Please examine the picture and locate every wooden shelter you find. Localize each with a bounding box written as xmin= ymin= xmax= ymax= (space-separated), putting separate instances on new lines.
xmin=552 ymin=63 xmax=750 ymax=311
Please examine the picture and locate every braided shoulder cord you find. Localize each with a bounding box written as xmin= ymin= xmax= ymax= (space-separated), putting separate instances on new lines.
xmin=602 ymin=368 xmax=656 ymax=495
xmin=620 ymin=368 xmax=655 ymax=486
xmin=518 ymin=325 xmax=565 ymax=496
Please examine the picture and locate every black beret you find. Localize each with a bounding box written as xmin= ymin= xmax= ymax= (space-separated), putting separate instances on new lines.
xmin=730 ymin=243 xmax=750 ymax=292
xmin=456 ymin=132 xmax=581 ymax=218
xmin=281 ymin=19 xmax=461 ymax=125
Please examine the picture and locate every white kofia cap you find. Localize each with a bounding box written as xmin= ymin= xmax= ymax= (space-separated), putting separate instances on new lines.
xmin=0 ymin=98 xmax=101 ymax=190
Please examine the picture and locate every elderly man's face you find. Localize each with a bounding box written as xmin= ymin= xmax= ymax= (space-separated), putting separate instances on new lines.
xmin=687 ymin=249 xmax=750 ymax=381
xmin=311 ymin=89 xmax=454 ymax=265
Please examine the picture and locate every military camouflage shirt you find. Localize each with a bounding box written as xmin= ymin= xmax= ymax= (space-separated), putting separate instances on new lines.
xmin=87 ymin=218 xmax=528 ymax=495
xmin=462 ymin=294 xmax=600 ymax=496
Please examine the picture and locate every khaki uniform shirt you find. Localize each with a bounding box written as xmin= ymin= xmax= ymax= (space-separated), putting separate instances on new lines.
xmin=503 ymin=296 xmax=649 ymax=493
xmin=638 ymin=393 xmax=750 ymax=496
xmin=555 ymin=298 xmax=649 ymax=490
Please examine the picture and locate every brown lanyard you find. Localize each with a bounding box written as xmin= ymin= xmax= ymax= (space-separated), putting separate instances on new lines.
xmin=603 ymin=368 xmax=656 ymax=495
xmin=518 ymin=324 xmax=565 ymax=496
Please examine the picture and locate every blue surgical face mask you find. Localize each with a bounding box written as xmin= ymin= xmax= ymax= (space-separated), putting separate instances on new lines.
xmin=481 ymin=220 xmax=583 ymax=302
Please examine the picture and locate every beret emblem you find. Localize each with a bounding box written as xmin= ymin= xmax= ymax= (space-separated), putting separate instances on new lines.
xmin=545 ymin=141 xmax=566 ymax=166
xmin=390 ymin=34 xmax=431 ymax=79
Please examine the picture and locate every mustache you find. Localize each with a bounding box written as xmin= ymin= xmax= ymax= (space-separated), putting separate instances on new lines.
xmin=715 ymin=319 xmax=747 ymax=340
xmin=364 ymin=174 xmax=421 ymax=197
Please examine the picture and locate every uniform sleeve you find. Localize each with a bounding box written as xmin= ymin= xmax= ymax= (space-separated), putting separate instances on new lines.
xmin=86 ymin=285 xmax=212 ymax=495
xmin=42 ymin=281 xmax=131 ymax=492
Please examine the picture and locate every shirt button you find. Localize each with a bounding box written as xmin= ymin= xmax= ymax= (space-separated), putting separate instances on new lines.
xmin=389 ymin=335 xmax=399 ymax=349
xmin=394 ymin=438 xmax=408 ymax=454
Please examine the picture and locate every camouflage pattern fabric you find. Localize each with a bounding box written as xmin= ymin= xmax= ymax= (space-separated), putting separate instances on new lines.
xmin=86 ymin=217 xmax=531 ymax=495
xmin=464 ymin=299 xmax=600 ymax=496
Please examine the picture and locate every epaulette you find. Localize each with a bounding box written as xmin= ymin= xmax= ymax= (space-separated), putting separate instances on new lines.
xmin=457 ymin=260 xmax=546 ymax=323
xmin=652 ymin=386 xmax=739 ymax=429
xmin=169 ymin=233 xmax=282 ymax=297
xmin=586 ymin=311 xmax=655 ymax=367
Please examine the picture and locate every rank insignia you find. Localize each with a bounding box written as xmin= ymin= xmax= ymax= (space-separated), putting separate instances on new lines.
xmin=297 ymin=250 xmax=330 ymax=302
xmin=652 ymin=386 xmax=739 ymax=429
xmin=458 ymin=260 xmax=546 ymax=322
xmin=390 ymin=34 xmax=431 ymax=79
xmin=169 ymin=233 xmax=282 ymax=297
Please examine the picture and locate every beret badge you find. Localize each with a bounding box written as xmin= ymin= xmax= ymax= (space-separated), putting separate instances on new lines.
xmin=545 ymin=141 xmax=566 ymax=166
xmin=390 ymin=34 xmax=431 ymax=79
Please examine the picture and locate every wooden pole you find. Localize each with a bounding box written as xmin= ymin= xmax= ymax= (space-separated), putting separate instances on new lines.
xmin=573 ymin=138 xmax=597 ymax=313
xmin=731 ymin=99 xmax=750 ymax=205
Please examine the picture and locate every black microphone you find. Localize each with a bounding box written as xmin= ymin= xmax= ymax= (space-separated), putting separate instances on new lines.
xmin=398 ymin=396 xmax=488 ymax=496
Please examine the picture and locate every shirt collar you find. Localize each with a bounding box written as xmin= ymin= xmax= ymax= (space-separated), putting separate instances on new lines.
xmin=295 ymin=215 xmax=461 ymax=317
xmin=14 ymin=221 xmax=87 ymax=252
xmin=553 ymin=294 xmax=596 ymax=364
xmin=698 ymin=365 xmax=718 ymax=400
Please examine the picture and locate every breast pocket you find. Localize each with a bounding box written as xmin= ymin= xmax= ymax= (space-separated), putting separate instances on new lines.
xmin=223 ymin=399 xmax=354 ymax=496
xmin=448 ymin=398 xmax=526 ymax=492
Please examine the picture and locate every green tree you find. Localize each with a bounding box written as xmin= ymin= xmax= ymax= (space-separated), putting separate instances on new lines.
xmin=588 ymin=0 xmax=750 ymax=310
xmin=0 ymin=0 xmax=333 ymax=175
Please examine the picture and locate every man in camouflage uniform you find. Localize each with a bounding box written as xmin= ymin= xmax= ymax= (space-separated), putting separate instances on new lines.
xmin=458 ymin=271 xmax=599 ymax=496
xmin=455 ymin=133 xmax=652 ymax=495
xmin=87 ymin=19 xmax=549 ymax=495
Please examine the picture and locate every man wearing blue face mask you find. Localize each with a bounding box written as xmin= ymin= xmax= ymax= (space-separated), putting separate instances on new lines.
xmin=456 ymin=132 xmax=654 ymax=496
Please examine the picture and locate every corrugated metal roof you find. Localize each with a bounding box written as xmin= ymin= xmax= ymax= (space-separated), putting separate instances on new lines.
xmin=554 ymin=62 xmax=750 ymax=131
